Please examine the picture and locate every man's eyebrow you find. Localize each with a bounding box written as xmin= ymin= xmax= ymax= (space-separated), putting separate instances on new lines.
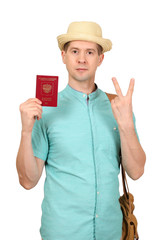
xmin=70 ymin=47 xmax=79 ymax=50
xmin=69 ymin=47 xmax=96 ymax=51
xmin=86 ymin=48 xmax=96 ymax=52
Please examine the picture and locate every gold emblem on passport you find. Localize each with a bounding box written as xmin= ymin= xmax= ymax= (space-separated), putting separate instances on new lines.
xmin=41 ymin=82 xmax=54 ymax=96
xmin=42 ymin=83 xmax=52 ymax=94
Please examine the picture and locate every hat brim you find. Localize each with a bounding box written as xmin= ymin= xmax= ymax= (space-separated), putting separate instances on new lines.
xmin=57 ymin=33 xmax=112 ymax=53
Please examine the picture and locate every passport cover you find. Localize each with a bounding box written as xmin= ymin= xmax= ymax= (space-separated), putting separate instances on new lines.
xmin=36 ymin=75 xmax=58 ymax=107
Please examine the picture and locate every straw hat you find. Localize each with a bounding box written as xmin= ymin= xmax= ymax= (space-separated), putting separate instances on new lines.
xmin=57 ymin=21 xmax=112 ymax=53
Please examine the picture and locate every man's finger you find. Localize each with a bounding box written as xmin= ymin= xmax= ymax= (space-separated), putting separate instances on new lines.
xmin=126 ymin=78 xmax=135 ymax=98
xmin=112 ymin=77 xmax=123 ymax=97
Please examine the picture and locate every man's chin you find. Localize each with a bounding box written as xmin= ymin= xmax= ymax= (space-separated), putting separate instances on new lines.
xmin=73 ymin=75 xmax=91 ymax=82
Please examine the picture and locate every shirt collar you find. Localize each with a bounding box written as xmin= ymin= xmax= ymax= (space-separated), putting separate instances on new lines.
xmin=64 ymin=83 xmax=99 ymax=101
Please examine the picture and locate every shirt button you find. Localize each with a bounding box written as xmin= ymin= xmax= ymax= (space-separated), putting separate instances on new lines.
xmin=83 ymin=94 xmax=85 ymax=97
xmin=113 ymin=127 xmax=117 ymax=130
xmin=97 ymin=191 xmax=99 ymax=194
xmin=96 ymin=214 xmax=98 ymax=218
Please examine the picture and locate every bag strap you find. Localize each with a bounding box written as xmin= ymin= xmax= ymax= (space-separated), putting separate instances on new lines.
xmin=105 ymin=92 xmax=130 ymax=198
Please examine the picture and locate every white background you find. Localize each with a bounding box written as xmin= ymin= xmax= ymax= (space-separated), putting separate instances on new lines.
xmin=0 ymin=0 xmax=159 ymax=239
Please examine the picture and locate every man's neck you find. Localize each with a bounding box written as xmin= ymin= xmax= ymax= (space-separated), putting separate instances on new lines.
xmin=68 ymin=81 xmax=97 ymax=95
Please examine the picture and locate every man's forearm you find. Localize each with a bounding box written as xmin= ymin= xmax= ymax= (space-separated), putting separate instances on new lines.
xmin=119 ymin=124 xmax=146 ymax=180
xmin=16 ymin=131 xmax=39 ymax=189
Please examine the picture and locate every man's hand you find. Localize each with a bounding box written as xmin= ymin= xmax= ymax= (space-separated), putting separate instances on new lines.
xmin=19 ymin=98 xmax=42 ymax=133
xmin=111 ymin=77 xmax=146 ymax=180
xmin=111 ymin=77 xmax=135 ymax=129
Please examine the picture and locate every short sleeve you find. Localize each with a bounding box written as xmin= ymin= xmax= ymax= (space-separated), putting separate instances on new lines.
xmin=31 ymin=117 xmax=49 ymax=161
xmin=132 ymin=112 xmax=140 ymax=143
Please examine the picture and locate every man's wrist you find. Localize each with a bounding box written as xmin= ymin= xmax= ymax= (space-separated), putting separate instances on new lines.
xmin=21 ymin=130 xmax=32 ymax=137
xmin=118 ymin=122 xmax=135 ymax=135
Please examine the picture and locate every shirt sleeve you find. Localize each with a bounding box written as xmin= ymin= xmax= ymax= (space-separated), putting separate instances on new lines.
xmin=132 ymin=112 xmax=140 ymax=143
xmin=31 ymin=117 xmax=49 ymax=161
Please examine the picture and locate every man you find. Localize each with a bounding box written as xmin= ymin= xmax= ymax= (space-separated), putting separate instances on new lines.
xmin=16 ymin=21 xmax=146 ymax=240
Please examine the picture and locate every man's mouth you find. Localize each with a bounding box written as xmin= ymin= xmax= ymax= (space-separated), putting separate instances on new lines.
xmin=76 ymin=68 xmax=88 ymax=71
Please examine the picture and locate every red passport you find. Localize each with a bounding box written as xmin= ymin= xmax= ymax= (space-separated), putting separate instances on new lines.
xmin=36 ymin=75 xmax=58 ymax=107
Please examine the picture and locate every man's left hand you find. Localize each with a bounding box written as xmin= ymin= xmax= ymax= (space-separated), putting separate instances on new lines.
xmin=111 ymin=77 xmax=135 ymax=129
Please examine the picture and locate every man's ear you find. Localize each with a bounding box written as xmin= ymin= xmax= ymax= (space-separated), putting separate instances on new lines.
xmin=98 ymin=53 xmax=104 ymax=67
xmin=61 ymin=50 xmax=66 ymax=64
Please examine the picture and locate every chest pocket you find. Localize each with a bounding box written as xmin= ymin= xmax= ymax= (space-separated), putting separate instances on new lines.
xmin=109 ymin=125 xmax=121 ymax=157
xmin=94 ymin=105 xmax=121 ymax=166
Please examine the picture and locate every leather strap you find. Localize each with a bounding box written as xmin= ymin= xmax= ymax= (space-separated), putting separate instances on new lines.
xmin=105 ymin=92 xmax=129 ymax=198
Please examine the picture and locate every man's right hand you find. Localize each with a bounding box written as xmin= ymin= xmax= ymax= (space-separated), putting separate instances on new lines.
xmin=19 ymin=98 xmax=42 ymax=133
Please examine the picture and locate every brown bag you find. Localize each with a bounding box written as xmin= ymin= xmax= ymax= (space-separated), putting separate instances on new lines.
xmin=105 ymin=92 xmax=139 ymax=240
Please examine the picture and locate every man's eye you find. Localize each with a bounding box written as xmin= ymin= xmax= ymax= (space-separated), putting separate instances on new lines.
xmin=88 ymin=51 xmax=93 ymax=55
xmin=72 ymin=50 xmax=78 ymax=54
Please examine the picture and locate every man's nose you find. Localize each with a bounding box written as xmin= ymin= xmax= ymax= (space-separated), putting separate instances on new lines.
xmin=77 ymin=52 xmax=86 ymax=64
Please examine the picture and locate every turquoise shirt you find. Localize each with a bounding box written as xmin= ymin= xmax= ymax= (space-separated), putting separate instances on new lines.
xmin=32 ymin=83 xmax=139 ymax=240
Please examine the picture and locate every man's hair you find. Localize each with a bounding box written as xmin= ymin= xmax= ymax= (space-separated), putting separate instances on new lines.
xmin=63 ymin=41 xmax=103 ymax=56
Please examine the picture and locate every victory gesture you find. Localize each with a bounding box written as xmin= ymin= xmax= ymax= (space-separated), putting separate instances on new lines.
xmin=111 ymin=77 xmax=135 ymax=129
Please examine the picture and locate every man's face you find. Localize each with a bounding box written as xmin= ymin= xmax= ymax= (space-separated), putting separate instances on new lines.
xmin=61 ymin=40 xmax=104 ymax=83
